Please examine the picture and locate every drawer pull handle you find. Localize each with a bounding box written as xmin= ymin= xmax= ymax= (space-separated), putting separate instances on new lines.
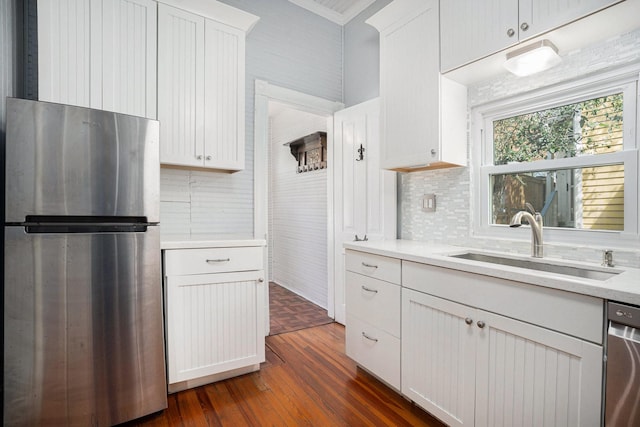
xmin=361 ymin=262 xmax=378 ymax=268
xmin=477 ymin=320 xmax=486 ymax=329
xmin=206 ymin=258 xmax=230 ymax=263
xmin=361 ymin=286 xmax=378 ymax=294
xmin=362 ymin=332 xmax=378 ymax=342
xmin=465 ymin=317 xmax=473 ymax=325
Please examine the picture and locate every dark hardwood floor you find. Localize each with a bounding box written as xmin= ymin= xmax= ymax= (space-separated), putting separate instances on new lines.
xmin=269 ymin=282 xmax=333 ymax=335
xmin=123 ymin=323 xmax=445 ymax=426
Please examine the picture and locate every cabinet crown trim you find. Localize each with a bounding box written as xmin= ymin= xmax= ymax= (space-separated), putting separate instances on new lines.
xmin=157 ymin=0 xmax=259 ymax=33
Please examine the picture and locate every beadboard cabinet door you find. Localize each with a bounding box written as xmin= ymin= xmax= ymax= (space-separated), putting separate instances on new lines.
xmin=440 ymin=0 xmax=621 ymax=72
xmin=100 ymin=0 xmax=157 ymax=118
xmin=38 ymin=0 xmax=92 ymax=108
xmin=158 ymin=3 xmax=252 ymax=171
xmin=333 ymin=98 xmax=396 ymax=325
xmin=475 ymin=310 xmax=603 ymax=427
xmin=157 ymin=4 xmax=205 ymax=168
xmin=402 ymin=287 xmax=603 ymax=427
xmin=367 ymin=0 xmax=467 ymax=172
xmin=203 ymin=20 xmax=245 ymax=171
xmin=38 ymin=0 xmax=157 ymax=118
xmin=165 ymin=271 xmax=265 ymax=385
xmin=402 ymin=288 xmax=476 ymax=427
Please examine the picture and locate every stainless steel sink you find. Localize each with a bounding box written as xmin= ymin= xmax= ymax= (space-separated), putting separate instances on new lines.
xmin=449 ymin=252 xmax=621 ymax=281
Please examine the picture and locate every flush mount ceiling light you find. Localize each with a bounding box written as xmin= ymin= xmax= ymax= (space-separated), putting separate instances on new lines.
xmin=504 ymin=39 xmax=562 ymax=77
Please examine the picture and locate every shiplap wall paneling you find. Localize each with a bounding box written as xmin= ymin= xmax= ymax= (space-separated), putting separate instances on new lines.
xmin=159 ymin=167 xmax=254 ymax=237
xmin=189 ymin=170 xmax=253 ymax=234
xmin=101 ymin=0 xmax=157 ymax=118
xmin=269 ymin=106 xmax=328 ymax=307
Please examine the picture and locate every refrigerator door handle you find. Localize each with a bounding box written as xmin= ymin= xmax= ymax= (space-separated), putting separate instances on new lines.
xmin=25 ymin=224 xmax=148 ymax=233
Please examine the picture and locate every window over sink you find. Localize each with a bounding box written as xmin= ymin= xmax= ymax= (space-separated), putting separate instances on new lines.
xmin=473 ymin=66 xmax=639 ymax=247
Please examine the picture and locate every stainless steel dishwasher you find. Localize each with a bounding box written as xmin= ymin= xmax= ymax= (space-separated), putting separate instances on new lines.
xmin=606 ymin=302 xmax=640 ymax=426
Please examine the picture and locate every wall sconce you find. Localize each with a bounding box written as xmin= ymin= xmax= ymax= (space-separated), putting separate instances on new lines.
xmin=503 ymin=39 xmax=562 ymax=77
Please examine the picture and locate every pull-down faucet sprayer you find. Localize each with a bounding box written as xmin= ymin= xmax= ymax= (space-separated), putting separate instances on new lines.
xmin=510 ymin=202 xmax=544 ymax=258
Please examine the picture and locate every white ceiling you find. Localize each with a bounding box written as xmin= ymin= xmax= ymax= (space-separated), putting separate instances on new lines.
xmin=288 ymin=0 xmax=376 ymax=25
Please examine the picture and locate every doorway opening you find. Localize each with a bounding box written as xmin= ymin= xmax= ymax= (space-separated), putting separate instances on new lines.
xmin=267 ymin=102 xmax=332 ymax=334
xmin=253 ymin=80 xmax=343 ymax=335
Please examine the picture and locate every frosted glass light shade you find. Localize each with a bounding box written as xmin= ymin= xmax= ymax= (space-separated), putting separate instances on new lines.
xmin=503 ymin=40 xmax=562 ymax=77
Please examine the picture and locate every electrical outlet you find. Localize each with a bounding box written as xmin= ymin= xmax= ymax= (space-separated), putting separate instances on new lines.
xmin=422 ymin=194 xmax=436 ymax=212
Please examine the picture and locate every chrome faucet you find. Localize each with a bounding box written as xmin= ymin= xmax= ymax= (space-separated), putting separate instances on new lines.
xmin=510 ymin=203 xmax=544 ymax=258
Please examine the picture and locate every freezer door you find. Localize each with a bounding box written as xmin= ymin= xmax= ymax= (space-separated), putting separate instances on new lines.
xmin=3 ymin=226 xmax=167 ymax=426
xmin=5 ymin=98 xmax=160 ymax=222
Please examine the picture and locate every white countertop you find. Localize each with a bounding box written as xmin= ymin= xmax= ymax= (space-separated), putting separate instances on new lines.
xmin=161 ymin=234 xmax=266 ymax=250
xmin=344 ymin=239 xmax=640 ymax=306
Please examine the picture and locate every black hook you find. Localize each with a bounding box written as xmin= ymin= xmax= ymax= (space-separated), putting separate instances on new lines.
xmin=356 ymin=144 xmax=365 ymax=161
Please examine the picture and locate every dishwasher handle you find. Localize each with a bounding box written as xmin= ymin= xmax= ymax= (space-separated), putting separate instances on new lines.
xmin=608 ymin=322 xmax=640 ymax=344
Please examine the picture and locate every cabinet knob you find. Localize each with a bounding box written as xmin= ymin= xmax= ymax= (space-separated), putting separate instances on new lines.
xmin=197 ymin=155 xmax=203 ymax=160
xmin=258 ymin=278 xmax=264 ymax=283
xmin=430 ymin=149 xmax=437 ymax=156
xmin=206 ymin=155 xmax=212 ymax=160
xmin=477 ymin=320 xmax=486 ymax=329
xmin=520 ymin=22 xmax=529 ymax=31
xmin=465 ymin=317 xmax=473 ymax=325
xmin=507 ymin=28 xmax=515 ymax=37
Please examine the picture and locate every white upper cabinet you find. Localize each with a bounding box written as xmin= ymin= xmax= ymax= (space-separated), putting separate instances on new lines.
xmin=440 ymin=0 xmax=622 ymax=72
xmin=157 ymin=5 xmax=205 ymax=168
xmin=157 ymin=1 xmax=257 ymax=171
xmin=38 ymin=0 xmax=157 ymax=119
xmin=367 ymin=0 xmax=467 ymax=171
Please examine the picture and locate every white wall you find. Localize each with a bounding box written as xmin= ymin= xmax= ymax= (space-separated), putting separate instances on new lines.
xmin=400 ymin=28 xmax=640 ymax=268
xmin=343 ymin=0 xmax=390 ymax=107
xmin=269 ymin=105 xmax=328 ymax=307
xmin=160 ymin=0 xmax=342 ymax=238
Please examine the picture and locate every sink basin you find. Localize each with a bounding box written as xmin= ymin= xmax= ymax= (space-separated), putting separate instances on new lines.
xmin=449 ymin=252 xmax=621 ymax=281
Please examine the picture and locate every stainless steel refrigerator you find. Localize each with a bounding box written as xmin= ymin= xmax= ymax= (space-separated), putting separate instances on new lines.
xmin=3 ymin=98 xmax=167 ymax=426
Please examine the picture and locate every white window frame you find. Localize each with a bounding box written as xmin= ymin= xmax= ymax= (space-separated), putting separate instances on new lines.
xmin=471 ymin=64 xmax=639 ymax=249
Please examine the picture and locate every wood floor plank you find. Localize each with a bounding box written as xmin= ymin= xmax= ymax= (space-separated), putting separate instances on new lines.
xmin=122 ymin=323 xmax=445 ymax=427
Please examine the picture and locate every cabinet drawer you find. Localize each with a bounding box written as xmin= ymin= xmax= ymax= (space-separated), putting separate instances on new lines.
xmin=346 ymin=272 xmax=400 ymax=337
xmin=345 ymin=250 xmax=401 ymax=284
xmin=165 ymin=246 xmax=263 ymax=276
xmin=346 ymin=314 xmax=400 ymax=390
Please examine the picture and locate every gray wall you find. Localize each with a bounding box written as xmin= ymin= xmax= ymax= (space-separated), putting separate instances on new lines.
xmin=343 ymin=0 xmax=391 ymax=107
xmin=160 ymin=0 xmax=343 ymax=237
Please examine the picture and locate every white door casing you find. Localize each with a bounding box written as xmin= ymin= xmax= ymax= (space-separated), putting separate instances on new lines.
xmin=254 ymin=80 xmax=343 ymax=332
xmin=333 ymin=98 xmax=396 ymax=325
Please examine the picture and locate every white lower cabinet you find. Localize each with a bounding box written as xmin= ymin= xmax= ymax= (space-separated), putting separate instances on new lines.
xmin=164 ymin=245 xmax=265 ymax=392
xmin=345 ymin=250 xmax=401 ymax=389
xmin=344 ymin=248 xmax=605 ymax=426
xmin=403 ymin=288 xmax=603 ymax=427
xmin=402 ymin=289 xmax=476 ymax=427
